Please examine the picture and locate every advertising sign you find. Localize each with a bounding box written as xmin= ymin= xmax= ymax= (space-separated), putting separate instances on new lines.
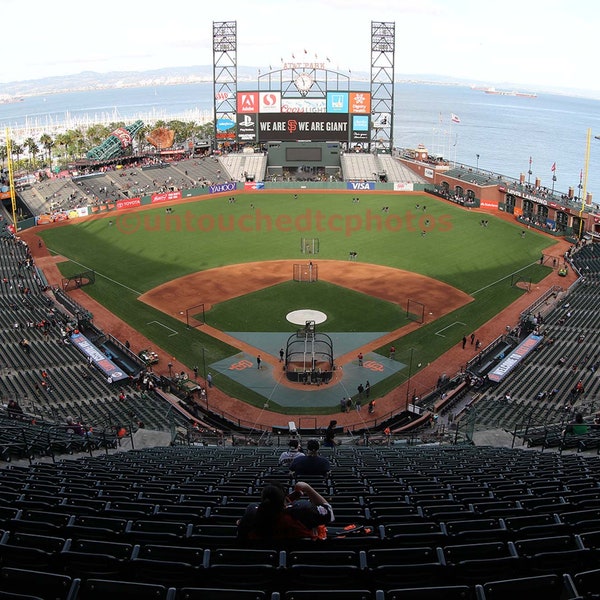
xmin=257 ymin=113 xmax=350 ymax=142
xmin=237 ymin=114 xmax=258 ymax=143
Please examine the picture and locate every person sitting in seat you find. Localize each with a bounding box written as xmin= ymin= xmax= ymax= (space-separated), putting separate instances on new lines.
xmin=7 ymin=399 xmax=24 ymax=419
xmin=290 ymin=439 xmax=330 ymax=477
xmin=65 ymin=415 xmax=88 ymax=437
xmin=563 ymin=413 xmax=590 ymax=436
xmin=278 ymin=439 xmax=304 ymax=467
xmin=237 ymin=481 xmax=334 ymax=541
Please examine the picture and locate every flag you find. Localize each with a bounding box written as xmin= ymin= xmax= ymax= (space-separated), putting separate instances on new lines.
xmin=451 ymin=113 xmax=461 ymax=124
xmin=551 ymin=162 xmax=556 ymax=172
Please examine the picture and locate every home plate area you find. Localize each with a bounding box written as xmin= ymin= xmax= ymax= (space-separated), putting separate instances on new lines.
xmin=210 ymin=338 xmax=404 ymax=408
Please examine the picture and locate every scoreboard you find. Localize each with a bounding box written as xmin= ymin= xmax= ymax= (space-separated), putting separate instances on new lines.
xmin=223 ymin=91 xmax=372 ymax=144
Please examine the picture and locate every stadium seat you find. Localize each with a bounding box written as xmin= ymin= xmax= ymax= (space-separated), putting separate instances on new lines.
xmin=76 ymin=578 xmax=175 ymax=600
xmin=178 ymin=589 xmax=270 ymax=600
xmin=570 ymin=568 xmax=600 ymax=598
xmin=188 ymin=524 xmax=238 ymax=548
xmin=385 ymin=586 xmax=475 ymax=600
xmin=283 ymin=592 xmax=373 ymax=600
xmin=125 ymin=519 xmax=191 ymax=544
xmin=64 ymin=515 xmax=129 ymax=541
xmin=474 ymin=574 xmax=578 ymax=600
xmin=134 ymin=543 xmax=206 ymax=565
xmin=370 ymin=563 xmax=446 ymax=590
xmin=366 ymin=546 xmax=438 ymax=568
xmin=0 ymin=567 xmax=79 ymax=600
xmin=443 ymin=518 xmax=508 ymax=543
xmin=379 ymin=522 xmax=448 ymax=547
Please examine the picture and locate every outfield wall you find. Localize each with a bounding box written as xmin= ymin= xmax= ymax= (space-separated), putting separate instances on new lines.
xmin=17 ymin=181 xmax=430 ymax=231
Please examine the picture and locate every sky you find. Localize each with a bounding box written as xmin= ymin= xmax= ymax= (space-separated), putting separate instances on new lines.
xmin=3 ymin=0 xmax=600 ymax=94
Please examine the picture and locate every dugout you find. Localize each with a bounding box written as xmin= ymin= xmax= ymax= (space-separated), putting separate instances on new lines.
xmin=266 ymin=141 xmax=341 ymax=179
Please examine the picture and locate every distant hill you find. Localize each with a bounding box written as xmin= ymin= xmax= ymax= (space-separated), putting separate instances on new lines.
xmin=0 ymin=66 xmax=597 ymax=101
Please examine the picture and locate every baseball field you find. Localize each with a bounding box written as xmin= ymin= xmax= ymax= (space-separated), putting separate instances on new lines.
xmin=38 ymin=191 xmax=553 ymax=413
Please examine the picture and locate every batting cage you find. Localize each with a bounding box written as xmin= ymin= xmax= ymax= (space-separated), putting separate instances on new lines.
xmin=406 ymin=298 xmax=425 ymax=324
xmin=285 ymin=320 xmax=334 ymax=384
xmin=293 ymin=262 xmax=319 ymax=282
xmin=184 ymin=303 xmax=206 ymax=328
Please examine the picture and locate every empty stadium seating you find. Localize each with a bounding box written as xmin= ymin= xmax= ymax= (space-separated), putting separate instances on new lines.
xmin=0 ymin=444 xmax=597 ymax=597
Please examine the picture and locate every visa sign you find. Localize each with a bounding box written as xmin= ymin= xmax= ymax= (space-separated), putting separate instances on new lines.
xmin=347 ymin=181 xmax=375 ymax=190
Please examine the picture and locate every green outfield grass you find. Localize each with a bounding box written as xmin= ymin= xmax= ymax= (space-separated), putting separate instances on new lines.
xmin=205 ymin=280 xmax=408 ymax=332
xmin=40 ymin=191 xmax=554 ymax=413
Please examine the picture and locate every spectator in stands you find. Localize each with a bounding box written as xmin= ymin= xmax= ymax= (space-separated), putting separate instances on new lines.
xmin=563 ymin=413 xmax=590 ymax=437
xmin=237 ymin=481 xmax=334 ymax=541
xmin=278 ymin=438 xmax=304 ymax=467
xmin=65 ymin=415 xmax=87 ymax=437
xmin=290 ymin=439 xmax=330 ymax=476
xmin=323 ymin=420 xmax=339 ymax=447
xmin=7 ymin=399 xmax=23 ymax=419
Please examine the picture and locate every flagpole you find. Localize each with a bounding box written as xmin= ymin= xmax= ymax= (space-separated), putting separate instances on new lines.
xmin=453 ymin=134 xmax=458 ymax=167
xmin=578 ymin=128 xmax=592 ymax=238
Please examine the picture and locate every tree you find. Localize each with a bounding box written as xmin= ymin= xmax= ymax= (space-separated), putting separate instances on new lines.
xmin=24 ymin=137 xmax=40 ymax=168
xmin=54 ymin=132 xmax=71 ymax=163
xmin=11 ymin=142 xmax=24 ymax=167
xmin=39 ymin=133 xmax=54 ymax=165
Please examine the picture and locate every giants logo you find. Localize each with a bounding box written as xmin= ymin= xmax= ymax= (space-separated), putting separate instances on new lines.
xmin=229 ymin=359 xmax=253 ymax=370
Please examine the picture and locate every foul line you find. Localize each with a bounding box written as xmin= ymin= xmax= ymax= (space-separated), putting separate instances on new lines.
xmin=469 ymin=261 xmax=538 ymax=296
xmin=147 ymin=321 xmax=178 ymax=337
xmin=47 ymin=250 xmax=143 ymax=296
xmin=435 ymin=321 xmax=466 ymax=337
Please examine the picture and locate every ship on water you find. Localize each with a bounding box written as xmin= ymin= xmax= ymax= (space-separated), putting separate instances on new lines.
xmin=483 ymin=87 xmax=537 ymax=98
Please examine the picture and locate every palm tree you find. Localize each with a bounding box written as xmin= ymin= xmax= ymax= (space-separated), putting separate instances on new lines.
xmin=11 ymin=142 xmax=24 ymax=169
xmin=54 ymin=132 xmax=71 ymax=163
xmin=85 ymin=123 xmax=112 ymax=149
xmin=24 ymin=137 xmax=40 ymax=168
xmin=39 ymin=133 xmax=54 ymax=165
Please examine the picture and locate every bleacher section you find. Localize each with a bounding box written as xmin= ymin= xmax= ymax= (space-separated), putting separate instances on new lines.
xmin=0 ymin=444 xmax=599 ymax=598
xmin=377 ymin=155 xmax=426 ymax=184
xmin=18 ymin=157 xmax=226 ymax=217
xmin=22 ymin=178 xmax=84 ymax=214
xmin=341 ymin=153 xmax=425 ymax=184
xmin=341 ymin=153 xmax=379 ymax=181
xmin=219 ymin=153 xmax=267 ymax=182
xmin=0 ymin=228 xmax=192 ymax=454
